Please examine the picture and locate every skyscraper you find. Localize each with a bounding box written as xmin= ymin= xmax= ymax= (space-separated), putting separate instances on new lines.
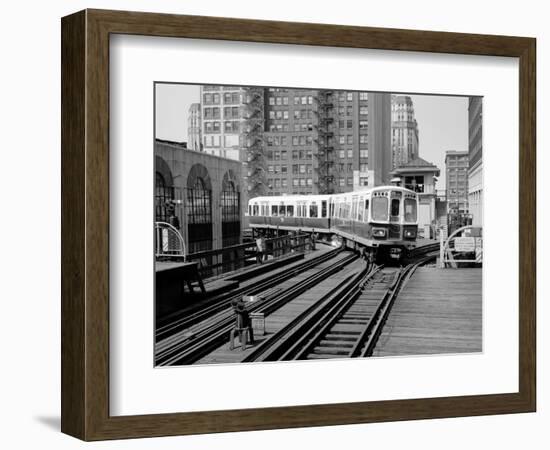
xmin=468 ymin=97 xmax=483 ymax=226
xmin=200 ymin=85 xmax=246 ymax=161
xmin=187 ymin=103 xmax=202 ymax=152
xmin=391 ymin=95 xmax=419 ymax=168
xmin=197 ymin=85 xmax=412 ymax=199
xmin=368 ymin=92 xmax=392 ymax=186
xmin=445 ymin=150 xmax=469 ymax=214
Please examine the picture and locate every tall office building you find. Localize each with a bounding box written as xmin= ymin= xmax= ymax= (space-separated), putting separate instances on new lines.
xmin=258 ymin=89 xmax=371 ymax=196
xmin=391 ymin=95 xmax=419 ymax=168
xmin=445 ymin=150 xmax=469 ymax=214
xmin=200 ymin=85 xmax=246 ymax=161
xmin=468 ymin=97 xmax=483 ymax=226
xmin=187 ymin=103 xmax=202 ymax=152
xmin=198 ymin=85 xmax=410 ymax=198
xmin=368 ymin=92 xmax=393 ymax=186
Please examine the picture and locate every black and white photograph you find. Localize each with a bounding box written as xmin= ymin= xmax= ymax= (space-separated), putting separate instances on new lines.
xmin=154 ymin=83 xmax=483 ymax=367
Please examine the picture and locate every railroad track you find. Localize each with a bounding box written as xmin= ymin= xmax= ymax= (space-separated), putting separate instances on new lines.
xmin=155 ymin=251 xmax=358 ymax=366
xmin=156 ymin=247 xmax=342 ymax=342
xmin=243 ymin=253 xmax=437 ymax=362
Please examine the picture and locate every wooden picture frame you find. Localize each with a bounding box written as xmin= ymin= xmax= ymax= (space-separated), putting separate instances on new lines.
xmin=61 ymin=9 xmax=536 ymax=441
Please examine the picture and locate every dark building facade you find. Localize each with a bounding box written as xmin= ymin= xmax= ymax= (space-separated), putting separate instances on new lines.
xmin=468 ymin=97 xmax=483 ymax=226
xmin=154 ymin=139 xmax=244 ymax=254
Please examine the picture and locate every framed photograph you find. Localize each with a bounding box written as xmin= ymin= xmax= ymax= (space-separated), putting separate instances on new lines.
xmin=61 ymin=9 xmax=536 ymax=441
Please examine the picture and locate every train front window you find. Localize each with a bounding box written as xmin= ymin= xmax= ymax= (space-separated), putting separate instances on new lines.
xmin=404 ymin=198 xmax=417 ymax=222
xmin=372 ymin=197 xmax=388 ymax=221
xmin=390 ymin=198 xmax=400 ymax=218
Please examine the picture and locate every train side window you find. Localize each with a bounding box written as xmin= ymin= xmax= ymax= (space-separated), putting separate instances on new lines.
xmin=364 ymin=199 xmax=369 ymax=222
xmin=310 ymin=203 xmax=318 ymax=218
xmin=330 ymin=202 xmax=334 ymax=218
xmin=253 ymin=204 xmax=259 ymax=216
xmin=321 ymin=201 xmax=327 ymax=218
xmin=286 ymin=205 xmax=294 ymax=217
xmin=271 ymin=205 xmax=278 ymax=216
xmin=352 ymin=197 xmax=358 ymax=220
xmin=279 ymin=204 xmax=286 ymax=216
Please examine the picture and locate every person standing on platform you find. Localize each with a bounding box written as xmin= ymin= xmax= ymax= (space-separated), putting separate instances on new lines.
xmin=255 ymin=233 xmax=264 ymax=264
xmin=311 ymin=229 xmax=317 ymax=251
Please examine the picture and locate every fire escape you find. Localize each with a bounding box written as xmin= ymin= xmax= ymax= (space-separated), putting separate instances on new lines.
xmin=244 ymin=87 xmax=267 ymax=198
xmin=314 ymin=90 xmax=335 ymax=194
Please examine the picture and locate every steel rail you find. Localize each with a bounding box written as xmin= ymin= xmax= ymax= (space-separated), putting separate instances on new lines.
xmin=156 ymin=247 xmax=342 ymax=341
xmin=155 ymin=252 xmax=358 ymax=366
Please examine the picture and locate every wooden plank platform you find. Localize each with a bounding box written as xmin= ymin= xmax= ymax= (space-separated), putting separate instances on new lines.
xmin=373 ymin=267 xmax=482 ymax=357
xmin=195 ymin=257 xmax=366 ymax=365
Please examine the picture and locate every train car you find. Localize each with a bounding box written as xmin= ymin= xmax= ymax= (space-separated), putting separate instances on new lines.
xmin=330 ymin=186 xmax=418 ymax=260
xmin=247 ymin=186 xmax=419 ymax=261
xmin=248 ymin=194 xmax=331 ymax=233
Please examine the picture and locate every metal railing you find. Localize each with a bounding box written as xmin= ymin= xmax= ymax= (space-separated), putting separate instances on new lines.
xmin=155 ymin=222 xmax=186 ymax=261
xmin=186 ymin=233 xmax=312 ymax=279
xmin=439 ymin=225 xmax=483 ymax=268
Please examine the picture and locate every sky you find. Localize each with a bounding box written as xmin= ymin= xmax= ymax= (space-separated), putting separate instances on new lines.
xmin=408 ymin=94 xmax=469 ymax=187
xmin=155 ymin=84 xmax=469 ymax=188
xmin=155 ymin=83 xmax=200 ymax=142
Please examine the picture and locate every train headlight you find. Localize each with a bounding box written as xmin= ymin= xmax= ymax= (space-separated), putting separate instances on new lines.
xmin=373 ymin=228 xmax=387 ymax=238
xmin=404 ymin=229 xmax=417 ymax=239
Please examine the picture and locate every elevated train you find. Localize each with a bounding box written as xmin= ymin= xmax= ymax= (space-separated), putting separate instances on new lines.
xmin=247 ymin=186 xmax=419 ymax=261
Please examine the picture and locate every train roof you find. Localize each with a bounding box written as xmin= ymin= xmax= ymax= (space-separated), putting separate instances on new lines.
xmin=248 ymin=186 xmax=416 ymax=204
xmin=250 ymin=194 xmax=332 ymax=203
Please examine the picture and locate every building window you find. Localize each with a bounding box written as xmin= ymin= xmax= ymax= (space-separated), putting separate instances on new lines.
xmin=339 ymin=150 xmax=345 ymax=158
xmin=347 ymin=92 xmax=353 ymax=101
xmin=339 ymin=136 xmax=345 ymax=144
xmin=360 ymin=92 xmax=368 ymax=100
xmin=360 ymin=150 xmax=368 ymax=158
xmin=359 ymin=120 xmax=368 ymax=129
xmin=360 ymin=134 xmax=368 ymax=144
xmin=360 ymin=163 xmax=368 ymax=172
xmin=347 ymin=135 xmax=353 ymax=144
